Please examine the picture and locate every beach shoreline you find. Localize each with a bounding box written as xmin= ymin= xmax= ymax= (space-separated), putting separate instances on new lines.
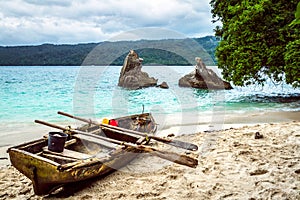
xmin=1 ymin=110 xmax=299 ymax=166
xmin=156 ymin=110 xmax=300 ymax=136
xmin=0 ymin=110 xmax=299 ymax=199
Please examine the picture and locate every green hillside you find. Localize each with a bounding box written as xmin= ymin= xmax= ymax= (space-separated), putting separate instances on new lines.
xmin=0 ymin=36 xmax=218 ymax=66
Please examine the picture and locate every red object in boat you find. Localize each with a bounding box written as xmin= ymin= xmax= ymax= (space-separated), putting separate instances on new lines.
xmin=109 ymin=119 xmax=118 ymax=126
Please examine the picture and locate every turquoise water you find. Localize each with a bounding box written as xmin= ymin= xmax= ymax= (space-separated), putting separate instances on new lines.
xmin=1 ymin=65 xmax=300 ymax=125
xmin=0 ymin=65 xmax=299 ymax=153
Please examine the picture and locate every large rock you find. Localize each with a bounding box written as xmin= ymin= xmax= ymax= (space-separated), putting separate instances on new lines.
xmin=118 ymin=50 xmax=158 ymax=89
xmin=179 ymin=57 xmax=233 ymax=90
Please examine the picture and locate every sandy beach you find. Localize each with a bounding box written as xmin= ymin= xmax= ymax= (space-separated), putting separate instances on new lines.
xmin=1 ymin=112 xmax=299 ymax=199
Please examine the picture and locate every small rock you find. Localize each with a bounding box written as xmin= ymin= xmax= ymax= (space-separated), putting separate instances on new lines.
xmin=249 ymin=169 xmax=268 ymax=176
xmin=167 ymin=133 xmax=175 ymax=137
xmin=254 ymin=132 xmax=263 ymax=139
xmin=157 ymin=81 xmax=169 ymax=89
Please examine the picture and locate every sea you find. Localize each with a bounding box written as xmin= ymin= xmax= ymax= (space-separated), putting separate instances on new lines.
xmin=0 ymin=65 xmax=300 ymax=154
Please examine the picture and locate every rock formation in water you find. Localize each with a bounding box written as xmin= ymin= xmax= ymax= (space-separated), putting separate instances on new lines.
xmin=179 ymin=57 xmax=233 ymax=90
xmin=118 ymin=50 xmax=158 ymax=89
xmin=157 ymin=81 xmax=169 ymax=89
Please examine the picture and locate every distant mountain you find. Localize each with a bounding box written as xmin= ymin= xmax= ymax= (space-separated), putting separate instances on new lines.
xmin=0 ymin=36 xmax=219 ymax=66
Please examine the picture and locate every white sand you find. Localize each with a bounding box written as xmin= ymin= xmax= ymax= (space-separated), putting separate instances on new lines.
xmin=1 ymin=120 xmax=299 ymax=199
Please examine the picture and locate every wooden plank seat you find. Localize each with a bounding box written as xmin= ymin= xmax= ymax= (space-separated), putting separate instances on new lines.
xmin=43 ymin=147 xmax=91 ymax=160
xmin=41 ymin=153 xmax=79 ymax=162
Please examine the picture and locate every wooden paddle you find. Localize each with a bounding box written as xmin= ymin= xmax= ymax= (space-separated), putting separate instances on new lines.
xmin=57 ymin=111 xmax=198 ymax=151
xmin=34 ymin=120 xmax=198 ymax=168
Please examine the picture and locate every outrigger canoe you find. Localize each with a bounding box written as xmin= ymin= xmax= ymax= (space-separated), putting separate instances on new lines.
xmin=7 ymin=113 xmax=157 ymax=195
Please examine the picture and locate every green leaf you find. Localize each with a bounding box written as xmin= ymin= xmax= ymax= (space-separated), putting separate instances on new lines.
xmin=211 ymin=0 xmax=300 ymax=87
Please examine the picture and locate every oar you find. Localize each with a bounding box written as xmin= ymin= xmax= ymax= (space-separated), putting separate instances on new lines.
xmin=34 ymin=120 xmax=198 ymax=168
xmin=57 ymin=111 xmax=198 ymax=151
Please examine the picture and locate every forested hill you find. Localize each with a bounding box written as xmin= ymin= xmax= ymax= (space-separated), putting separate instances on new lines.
xmin=0 ymin=36 xmax=219 ymax=66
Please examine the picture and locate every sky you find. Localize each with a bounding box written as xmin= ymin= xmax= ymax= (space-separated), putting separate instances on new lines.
xmin=0 ymin=0 xmax=219 ymax=46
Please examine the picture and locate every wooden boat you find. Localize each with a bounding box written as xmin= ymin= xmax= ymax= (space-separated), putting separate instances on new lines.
xmin=7 ymin=113 xmax=157 ymax=195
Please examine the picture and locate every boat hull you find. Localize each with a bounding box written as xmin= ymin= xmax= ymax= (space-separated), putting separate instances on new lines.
xmin=8 ymin=113 xmax=156 ymax=195
xmin=9 ymin=144 xmax=139 ymax=195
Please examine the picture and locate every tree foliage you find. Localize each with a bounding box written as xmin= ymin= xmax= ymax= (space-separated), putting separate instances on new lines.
xmin=0 ymin=43 xmax=96 ymax=66
xmin=111 ymin=48 xmax=191 ymax=66
xmin=210 ymin=0 xmax=300 ymax=87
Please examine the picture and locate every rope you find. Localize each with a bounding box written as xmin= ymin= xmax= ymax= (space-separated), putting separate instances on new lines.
xmin=145 ymin=134 xmax=149 ymax=142
xmin=64 ymin=125 xmax=74 ymax=134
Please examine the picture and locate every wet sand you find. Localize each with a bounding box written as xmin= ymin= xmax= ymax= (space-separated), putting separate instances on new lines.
xmin=1 ymin=116 xmax=299 ymax=199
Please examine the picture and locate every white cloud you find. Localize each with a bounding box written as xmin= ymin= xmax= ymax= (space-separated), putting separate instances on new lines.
xmin=24 ymin=0 xmax=72 ymax=7
xmin=0 ymin=0 xmax=217 ymax=46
